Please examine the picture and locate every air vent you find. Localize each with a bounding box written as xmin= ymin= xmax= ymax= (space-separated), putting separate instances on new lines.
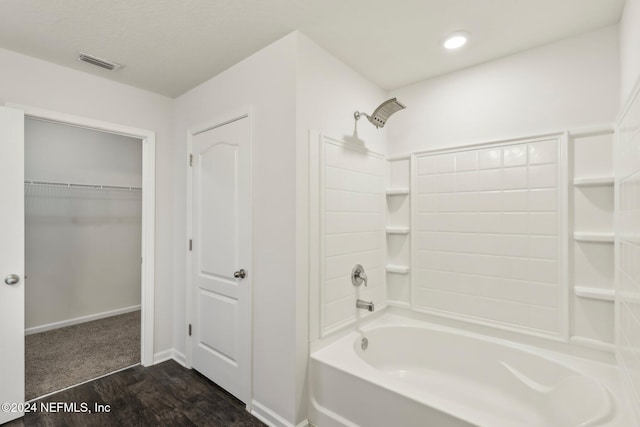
xmin=78 ymin=52 xmax=123 ymax=71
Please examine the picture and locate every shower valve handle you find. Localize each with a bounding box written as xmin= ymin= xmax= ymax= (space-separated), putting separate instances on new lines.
xmin=351 ymin=264 xmax=367 ymax=287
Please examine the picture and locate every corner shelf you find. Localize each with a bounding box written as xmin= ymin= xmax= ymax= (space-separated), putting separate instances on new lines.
xmin=386 ymin=226 xmax=410 ymax=235
xmin=574 ymin=286 xmax=615 ymax=302
xmin=386 ymin=188 xmax=410 ymax=196
xmin=386 ymin=264 xmax=410 ymax=274
xmin=573 ymin=232 xmax=614 ymax=243
xmin=573 ymin=176 xmax=614 ymax=187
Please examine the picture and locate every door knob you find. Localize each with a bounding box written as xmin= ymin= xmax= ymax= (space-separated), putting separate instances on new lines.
xmin=233 ymin=269 xmax=247 ymax=279
xmin=4 ymin=274 xmax=19 ymax=285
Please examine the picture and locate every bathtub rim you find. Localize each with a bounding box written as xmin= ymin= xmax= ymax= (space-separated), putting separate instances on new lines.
xmin=312 ymin=306 xmax=618 ymax=365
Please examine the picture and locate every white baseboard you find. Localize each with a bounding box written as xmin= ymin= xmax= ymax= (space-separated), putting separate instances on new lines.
xmin=153 ymin=349 xmax=187 ymax=367
xmin=153 ymin=349 xmax=174 ymax=364
xmin=172 ymin=350 xmax=186 ymax=367
xmin=25 ymin=305 xmax=141 ymax=335
xmin=251 ymin=400 xmax=302 ymax=427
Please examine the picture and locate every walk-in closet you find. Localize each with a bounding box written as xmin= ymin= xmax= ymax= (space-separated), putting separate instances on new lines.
xmin=24 ymin=118 xmax=142 ymax=399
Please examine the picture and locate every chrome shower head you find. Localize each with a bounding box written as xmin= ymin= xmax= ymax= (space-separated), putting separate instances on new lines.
xmin=354 ymin=98 xmax=406 ymax=129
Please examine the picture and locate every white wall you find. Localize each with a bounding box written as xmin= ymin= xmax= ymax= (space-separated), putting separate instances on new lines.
xmin=25 ymin=119 xmax=142 ymax=329
xmin=295 ymin=32 xmax=388 ymax=424
xmin=0 ymin=48 xmax=174 ymax=354
xmin=172 ymin=33 xmax=298 ymax=425
xmin=620 ymin=0 xmax=640 ymax=105
xmin=387 ymin=25 xmax=620 ymax=156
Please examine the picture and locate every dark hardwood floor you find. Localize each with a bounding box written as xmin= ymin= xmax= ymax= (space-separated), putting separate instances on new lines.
xmin=4 ymin=360 xmax=265 ymax=427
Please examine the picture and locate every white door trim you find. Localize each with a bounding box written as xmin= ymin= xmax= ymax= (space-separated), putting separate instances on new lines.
xmin=185 ymin=105 xmax=253 ymax=406
xmin=7 ymin=103 xmax=156 ymax=367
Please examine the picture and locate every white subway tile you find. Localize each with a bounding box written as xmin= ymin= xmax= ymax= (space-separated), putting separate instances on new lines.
xmin=325 ymin=166 xmax=384 ymax=194
xmin=416 ymin=156 xmax=436 ymax=175
xmin=528 ymin=140 xmax=557 ymax=165
xmin=417 ymin=175 xmax=436 ymax=194
xmin=324 ymin=276 xmax=354 ymax=303
xmin=528 ymin=164 xmax=557 ymax=188
xmin=503 ymin=144 xmax=527 ymax=166
xmin=435 ymin=173 xmax=455 ymax=193
xmin=455 ymin=151 xmax=477 ymax=172
xmin=529 ymin=236 xmax=557 ymax=259
xmin=502 ymin=190 xmax=529 ymax=212
xmin=500 ymin=213 xmax=529 ymax=234
xmin=325 ymin=212 xmax=384 ymax=234
xmin=529 ymin=213 xmax=557 ymax=235
xmin=325 ymin=189 xmax=383 ymax=213
xmin=435 ymin=153 xmax=456 ymax=173
xmin=477 ymin=170 xmax=502 ymax=191
xmin=475 ymin=191 xmax=503 ymax=212
xmin=529 ymin=189 xmax=557 ymax=211
xmin=528 ymin=259 xmax=557 ymax=284
xmin=324 ymin=143 xmax=385 ymax=176
xmin=455 ymin=171 xmax=478 ymax=192
xmin=325 ymin=232 xmax=382 ymax=257
xmin=323 ymin=297 xmax=355 ymax=330
xmin=417 ymin=194 xmax=437 ymax=212
xmin=478 ymin=148 xmax=502 ymax=169
xmin=502 ymin=166 xmax=528 ymax=190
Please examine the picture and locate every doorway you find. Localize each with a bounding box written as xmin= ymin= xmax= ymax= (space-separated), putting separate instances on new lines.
xmin=24 ymin=117 xmax=143 ymax=399
xmin=0 ymin=104 xmax=155 ymax=423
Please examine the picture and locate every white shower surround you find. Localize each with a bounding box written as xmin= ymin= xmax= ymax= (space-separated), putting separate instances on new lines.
xmin=310 ymin=313 xmax=634 ymax=427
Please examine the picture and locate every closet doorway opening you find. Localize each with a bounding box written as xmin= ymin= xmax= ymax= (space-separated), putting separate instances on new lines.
xmin=12 ymin=104 xmax=155 ymax=401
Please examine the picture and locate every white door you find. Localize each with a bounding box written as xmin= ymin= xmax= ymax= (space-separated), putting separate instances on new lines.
xmin=190 ymin=116 xmax=251 ymax=403
xmin=0 ymin=106 xmax=25 ymax=424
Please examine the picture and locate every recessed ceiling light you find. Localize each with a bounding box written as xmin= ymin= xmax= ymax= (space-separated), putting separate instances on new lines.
xmin=443 ymin=32 xmax=469 ymax=50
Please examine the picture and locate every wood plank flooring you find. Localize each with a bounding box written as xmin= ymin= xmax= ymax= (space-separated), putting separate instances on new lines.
xmin=5 ymin=360 xmax=265 ymax=427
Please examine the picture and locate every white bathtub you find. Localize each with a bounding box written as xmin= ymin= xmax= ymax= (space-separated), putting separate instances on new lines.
xmin=310 ymin=314 xmax=635 ymax=427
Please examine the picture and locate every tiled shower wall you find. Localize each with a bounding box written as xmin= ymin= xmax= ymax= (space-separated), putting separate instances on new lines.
xmin=617 ymin=89 xmax=640 ymax=416
xmin=319 ymin=137 xmax=386 ymax=334
xmin=413 ymin=138 xmax=563 ymax=336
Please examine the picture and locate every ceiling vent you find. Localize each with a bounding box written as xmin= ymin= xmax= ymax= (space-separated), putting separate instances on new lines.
xmin=77 ymin=52 xmax=123 ymax=71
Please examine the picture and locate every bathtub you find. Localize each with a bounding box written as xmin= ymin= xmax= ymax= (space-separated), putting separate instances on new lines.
xmin=310 ymin=314 xmax=635 ymax=427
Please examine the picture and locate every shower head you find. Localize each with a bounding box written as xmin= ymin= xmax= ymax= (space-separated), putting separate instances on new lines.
xmin=354 ymin=98 xmax=406 ymax=129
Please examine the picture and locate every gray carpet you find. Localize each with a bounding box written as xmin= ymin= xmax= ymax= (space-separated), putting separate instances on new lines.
xmin=26 ymin=310 xmax=140 ymax=400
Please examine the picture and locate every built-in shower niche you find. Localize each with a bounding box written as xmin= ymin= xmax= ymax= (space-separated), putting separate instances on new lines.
xmin=386 ymin=156 xmax=411 ymax=306
xmin=570 ymin=129 xmax=615 ymax=351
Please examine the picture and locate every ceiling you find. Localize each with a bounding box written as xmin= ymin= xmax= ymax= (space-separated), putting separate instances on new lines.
xmin=0 ymin=0 xmax=626 ymax=98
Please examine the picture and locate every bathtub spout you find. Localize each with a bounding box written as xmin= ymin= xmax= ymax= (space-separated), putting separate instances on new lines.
xmin=356 ymin=299 xmax=374 ymax=312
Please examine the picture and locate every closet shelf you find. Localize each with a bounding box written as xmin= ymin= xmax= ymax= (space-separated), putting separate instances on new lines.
xmin=386 ymin=264 xmax=410 ymax=274
xmin=573 ymin=176 xmax=614 ymax=187
xmin=386 ymin=188 xmax=410 ymax=196
xmin=574 ymin=286 xmax=615 ymax=301
xmin=386 ymin=226 xmax=410 ymax=235
xmin=24 ymin=179 xmax=142 ymax=192
xmin=573 ymin=232 xmax=614 ymax=243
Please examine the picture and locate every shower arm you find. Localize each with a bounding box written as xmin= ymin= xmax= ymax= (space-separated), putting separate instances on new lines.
xmin=353 ymin=111 xmax=370 ymax=121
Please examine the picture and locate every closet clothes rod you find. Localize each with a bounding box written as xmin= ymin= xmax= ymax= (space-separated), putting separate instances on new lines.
xmin=24 ymin=180 xmax=142 ymax=191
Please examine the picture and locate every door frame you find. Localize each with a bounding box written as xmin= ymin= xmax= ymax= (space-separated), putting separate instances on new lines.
xmin=185 ymin=106 xmax=253 ymax=406
xmin=7 ymin=103 xmax=156 ymax=367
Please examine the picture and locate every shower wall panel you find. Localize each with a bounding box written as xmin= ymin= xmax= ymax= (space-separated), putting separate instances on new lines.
xmin=616 ymin=85 xmax=640 ymax=419
xmin=412 ymin=137 xmax=565 ymax=337
xmin=317 ymin=136 xmax=387 ymax=335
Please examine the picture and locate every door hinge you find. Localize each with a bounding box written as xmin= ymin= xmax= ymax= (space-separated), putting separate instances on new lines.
xmin=189 ymin=239 xmax=192 ymax=251
xmin=188 ymin=324 xmax=192 ymax=336
xmin=189 ymin=154 xmax=193 ymax=166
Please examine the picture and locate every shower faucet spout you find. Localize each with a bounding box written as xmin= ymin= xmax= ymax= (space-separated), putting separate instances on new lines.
xmin=356 ymin=299 xmax=375 ymax=312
